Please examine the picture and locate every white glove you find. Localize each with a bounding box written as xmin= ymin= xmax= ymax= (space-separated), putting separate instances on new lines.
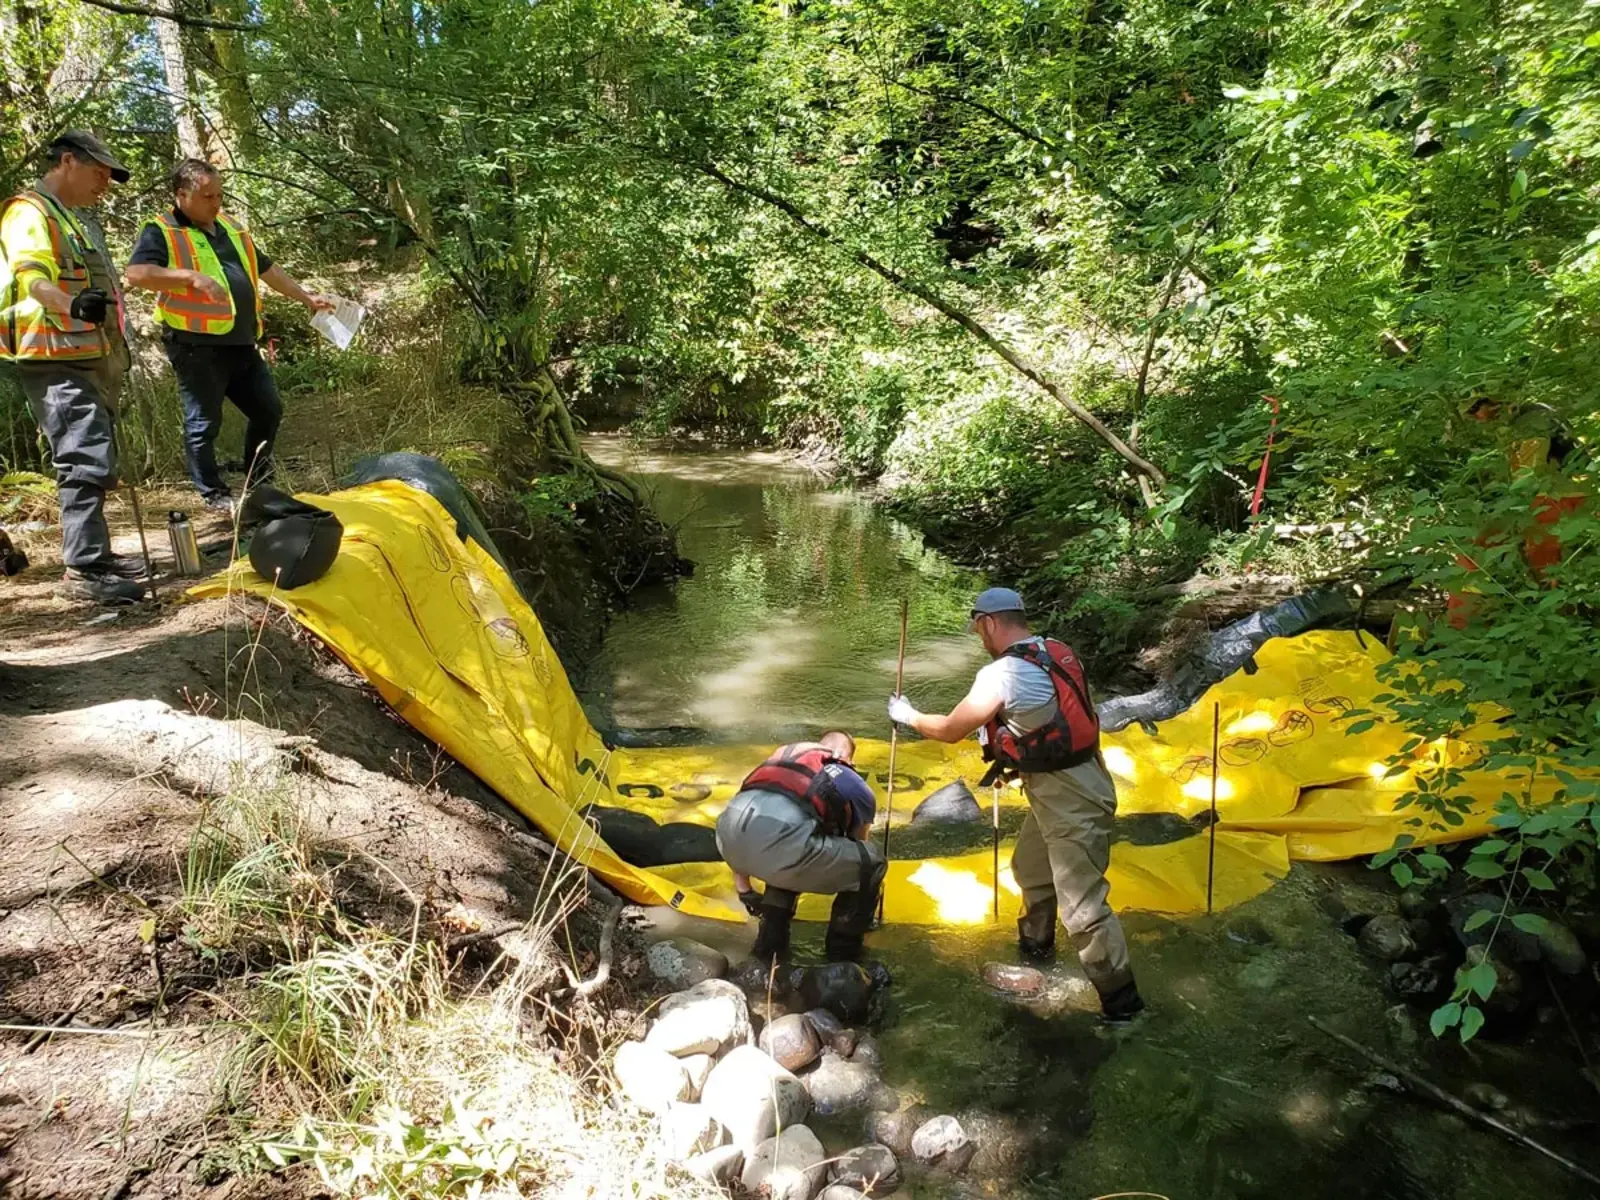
xmin=888 ymin=693 xmax=919 ymax=726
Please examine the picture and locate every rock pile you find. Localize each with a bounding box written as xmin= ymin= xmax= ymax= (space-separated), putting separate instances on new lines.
xmin=612 ymin=938 xmax=976 ymax=1197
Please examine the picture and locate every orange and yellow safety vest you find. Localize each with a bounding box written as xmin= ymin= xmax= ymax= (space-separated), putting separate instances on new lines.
xmin=0 ymin=189 xmax=107 ymax=362
xmin=148 ymin=210 xmax=263 ymax=339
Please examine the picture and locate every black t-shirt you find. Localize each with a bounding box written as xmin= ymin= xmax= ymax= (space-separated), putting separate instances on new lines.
xmin=127 ymin=209 xmax=274 ymax=346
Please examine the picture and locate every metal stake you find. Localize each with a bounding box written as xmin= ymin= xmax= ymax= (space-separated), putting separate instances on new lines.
xmin=1206 ymin=700 xmax=1220 ymax=914
xmin=877 ymin=596 xmax=909 ymax=924
xmin=991 ymin=780 xmax=1001 ymax=921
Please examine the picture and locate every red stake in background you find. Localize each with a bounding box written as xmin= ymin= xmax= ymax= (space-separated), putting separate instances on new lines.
xmin=1251 ymin=394 xmax=1281 ymax=518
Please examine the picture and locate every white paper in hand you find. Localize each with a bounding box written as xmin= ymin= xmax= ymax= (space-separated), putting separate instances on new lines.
xmin=310 ymin=298 xmax=365 ymax=350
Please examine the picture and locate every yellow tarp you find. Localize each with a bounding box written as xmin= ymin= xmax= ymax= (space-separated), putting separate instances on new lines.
xmin=190 ymin=481 xmax=1558 ymax=925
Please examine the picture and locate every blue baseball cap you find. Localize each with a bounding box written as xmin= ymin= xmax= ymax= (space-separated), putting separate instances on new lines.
xmin=969 ymin=587 xmax=1025 ymax=629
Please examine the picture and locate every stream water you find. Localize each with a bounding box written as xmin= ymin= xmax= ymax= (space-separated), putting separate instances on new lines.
xmin=578 ymin=437 xmax=1592 ymax=1200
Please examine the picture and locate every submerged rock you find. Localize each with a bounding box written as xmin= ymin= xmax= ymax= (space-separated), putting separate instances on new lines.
xmin=701 ymin=1044 xmax=811 ymax=1152
xmin=1225 ymin=916 xmax=1275 ymax=946
xmin=1388 ymin=958 xmax=1447 ymax=1002
xmin=1358 ymin=914 xmax=1418 ymax=962
xmin=911 ymin=1114 xmax=975 ymax=1172
xmin=646 ymin=937 xmax=729 ymax=989
xmin=831 ymin=1143 xmax=901 ymax=1194
xmin=613 ymin=1041 xmax=692 ymax=1114
xmin=868 ymin=1107 xmax=927 ymax=1159
xmin=587 ymin=806 xmax=722 ymax=866
xmin=805 ymin=1050 xmax=888 ymax=1116
xmin=646 ymin=978 xmax=751 ymax=1057
xmin=761 ymin=1013 xmax=823 ymax=1071
xmin=1397 ymin=887 xmax=1443 ymax=922
xmin=741 ymin=1125 xmax=828 ymax=1200
xmin=797 ymin=962 xmax=876 ymax=1023
xmin=804 ymin=1008 xmax=856 ymax=1056
xmin=850 ymin=1035 xmax=884 ymax=1072
xmin=981 ymin=962 xmax=1046 ymax=996
xmin=911 ymin=780 xmax=983 ymax=824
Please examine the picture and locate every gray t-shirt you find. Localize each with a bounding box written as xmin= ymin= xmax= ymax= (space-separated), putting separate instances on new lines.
xmin=974 ymin=636 xmax=1059 ymax=736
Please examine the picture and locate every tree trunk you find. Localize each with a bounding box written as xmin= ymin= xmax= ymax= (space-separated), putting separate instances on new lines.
xmin=152 ymin=0 xmax=205 ymax=158
xmin=204 ymin=0 xmax=258 ymax=164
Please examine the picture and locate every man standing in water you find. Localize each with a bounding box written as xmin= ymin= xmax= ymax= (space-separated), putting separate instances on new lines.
xmin=717 ymin=730 xmax=885 ymax=965
xmin=888 ymin=588 xmax=1144 ymax=1023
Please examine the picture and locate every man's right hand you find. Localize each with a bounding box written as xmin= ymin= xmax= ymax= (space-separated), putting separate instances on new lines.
xmin=69 ymin=288 xmax=108 ymax=325
xmin=189 ymin=271 xmax=227 ymax=304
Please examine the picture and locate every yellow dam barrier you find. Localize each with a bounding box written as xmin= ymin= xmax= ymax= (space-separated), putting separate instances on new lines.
xmin=193 ymin=481 xmax=1558 ymax=925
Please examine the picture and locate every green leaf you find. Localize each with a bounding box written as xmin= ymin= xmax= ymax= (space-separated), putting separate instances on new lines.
xmin=1345 ymin=719 xmax=1377 ymax=735
xmin=1459 ymin=1005 xmax=1485 ymax=1043
xmin=1390 ymin=861 xmax=1415 ymax=887
xmin=1465 ymin=961 xmax=1498 ymax=1001
xmin=1430 ymin=1001 xmax=1462 ymax=1037
xmin=1522 ymin=867 xmax=1556 ymax=891
xmin=1463 ymin=908 xmax=1495 ymax=932
xmin=1417 ymin=853 xmax=1450 ymax=874
xmin=1470 ymin=839 xmax=1510 ymax=856
xmin=1510 ymin=912 xmax=1550 ymax=935
xmin=1463 ymin=859 xmax=1506 ymax=880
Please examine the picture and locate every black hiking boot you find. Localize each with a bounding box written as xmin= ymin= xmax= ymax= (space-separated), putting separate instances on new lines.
xmin=62 ymin=567 xmax=145 ymax=606
xmin=97 ymin=553 xmax=154 ymax=580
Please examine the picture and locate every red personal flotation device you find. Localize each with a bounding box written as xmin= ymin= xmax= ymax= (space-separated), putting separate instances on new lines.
xmin=740 ymin=743 xmax=853 ymax=833
xmin=981 ymin=638 xmax=1100 ymax=774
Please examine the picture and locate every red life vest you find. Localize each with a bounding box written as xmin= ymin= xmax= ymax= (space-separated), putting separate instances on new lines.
xmin=740 ymin=743 xmax=853 ymax=833
xmin=981 ymin=638 xmax=1100 ymax=774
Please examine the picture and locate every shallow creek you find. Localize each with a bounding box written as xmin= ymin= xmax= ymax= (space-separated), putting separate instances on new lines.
xmin=579 ymin=437 xmax=1593 ymax=1200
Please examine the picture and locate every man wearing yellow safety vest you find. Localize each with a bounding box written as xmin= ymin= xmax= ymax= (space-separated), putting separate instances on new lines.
xmin=0 ymin=130 xmax=146 ymax=605
xmin=125 ymin=159 xmax=333 ymax=512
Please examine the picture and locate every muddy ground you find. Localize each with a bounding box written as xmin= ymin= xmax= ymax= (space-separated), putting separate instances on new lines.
xmin=0 ymin=564 xmax=612 ymax=1200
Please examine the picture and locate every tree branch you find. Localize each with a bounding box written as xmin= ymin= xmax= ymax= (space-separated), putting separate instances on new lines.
xmin=73 ymin=0 xmax=261 ymax=32
xmin=691 ymin=158 xmax=1167 ymax=489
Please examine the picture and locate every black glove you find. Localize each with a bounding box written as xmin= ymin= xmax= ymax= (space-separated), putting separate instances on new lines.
xmin=737 ymin=887 xmax=764 ymax=918
xmin=70 ymin=288 xmax=108 ymax=325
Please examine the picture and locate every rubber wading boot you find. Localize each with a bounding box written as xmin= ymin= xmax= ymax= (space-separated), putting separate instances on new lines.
xmin=752 ymin=889 xmax=797 ymax=966
xmin=1098 ymin=979 xmax=1146 ymax=1026
xmin=824 ymin=846 xmax=887 ymax=962
xmin=1017 ymin=897 xmax=1058 ymax=961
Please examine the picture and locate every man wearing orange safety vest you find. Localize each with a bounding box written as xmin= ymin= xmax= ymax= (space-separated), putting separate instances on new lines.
xmin=0 ymin=131 xmax=146 ymax=605
xmin=889 ymin=588 xmax=1144 ymax=1024
xmin=125 ymin=159 xmax=333 ymax=513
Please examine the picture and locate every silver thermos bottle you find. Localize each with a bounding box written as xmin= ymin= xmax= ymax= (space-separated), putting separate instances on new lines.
xmin=167 ymin=511 xmax=201 ymax=577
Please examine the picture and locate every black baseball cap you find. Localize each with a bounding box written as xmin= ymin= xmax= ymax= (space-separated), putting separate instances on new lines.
xmin=49 ymin=130 xmax=130 ymax=183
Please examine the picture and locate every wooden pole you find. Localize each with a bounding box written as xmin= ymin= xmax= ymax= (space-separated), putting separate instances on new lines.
xmin=877 ymin=597 xmax=909 ymax=924
xmin=1206 ymin=701 xmax=1220 ymax=915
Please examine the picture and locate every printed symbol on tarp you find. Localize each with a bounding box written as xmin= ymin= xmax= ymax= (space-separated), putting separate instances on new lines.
xmin=671 ymin=782 xmax=714 ymax=803
xmin=1306 ymin=694 xmax=1354 ymax=716
xmin=619 ymin=782 xmax=665 ymax=799
xmin=576 ymin=756 xmax=612 ymax=788
xmin=419 ymin=525 xmax=451 ymax=572
xmin=874 ymin=772 xmax=925 ymax=791
xmin=486 ymin=617 xmax=530 ymax=658
xmin=1173 ymin=756 xmax=1215 ymax=784
xmin=1268 ymin=710 xmax=1316 ymax=746
xmin=1220 ymin=738 xmax=1269 ymax=766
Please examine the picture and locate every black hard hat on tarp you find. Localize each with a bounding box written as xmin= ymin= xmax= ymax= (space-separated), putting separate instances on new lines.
xmin=243 ymin=486 xmax=343 ymax=590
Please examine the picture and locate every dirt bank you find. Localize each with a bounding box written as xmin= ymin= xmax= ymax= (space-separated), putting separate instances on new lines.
xmin=0 ymin=589 xmax=621 ymax=1200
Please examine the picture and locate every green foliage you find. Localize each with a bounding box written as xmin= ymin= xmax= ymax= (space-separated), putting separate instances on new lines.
xmin=519 ymin=473 xmax=599 ymax=529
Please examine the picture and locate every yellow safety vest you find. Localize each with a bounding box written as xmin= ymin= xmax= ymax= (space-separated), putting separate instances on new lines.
xmin=0 ymin=189 xmax=108 ymax=362
xmin=149 ymin=211 xmax=263 ymax=339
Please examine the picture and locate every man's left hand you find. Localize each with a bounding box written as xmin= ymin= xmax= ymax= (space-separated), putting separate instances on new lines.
xmin=304 ymin=293 xmax=337 ymax=314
